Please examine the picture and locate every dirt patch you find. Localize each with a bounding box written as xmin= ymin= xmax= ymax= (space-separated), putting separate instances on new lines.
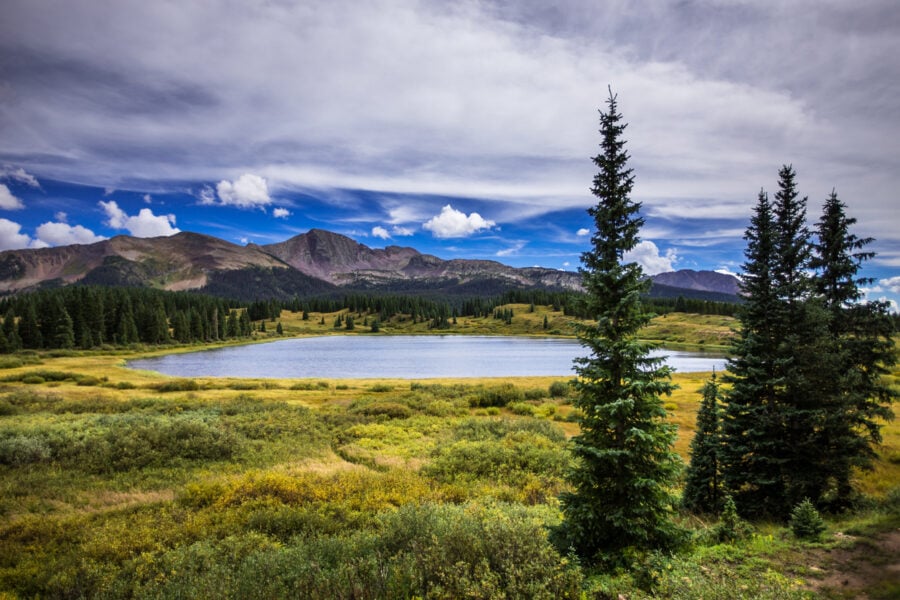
xmin=806 ymin=529 xmax=900 ymax=599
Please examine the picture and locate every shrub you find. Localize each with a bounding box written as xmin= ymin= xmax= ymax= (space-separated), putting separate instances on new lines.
xmin=524 ymin=388 xmax=547 ymax=401
xmin=155 ymin=379 xmax=200 ymax=392
xmin=76 ymin=376 xmax=102 ymax=387
xmin=0 ymin=357 xmax=24 ymax=369
xmin=0 ymin=434 xmax=52 ymax=466
xmin=713 ymin=496 xmax=753 ymax=543
xmin=368 ymin=383 xmax=393 ymax=393
xmin=22 ymin=376 xmax=45 ymax=385
xmin=789 ymin=498 xmax=826 ymax=541
xmin=469 ymin=383 xmax=524 ymax=408
xmin=508 ymin=401 xmax=535 ymax=416
xmin=354 ymin=402 xmax=412 ymax=420
xmin=549 ymin=381 xmax=570 ymax=397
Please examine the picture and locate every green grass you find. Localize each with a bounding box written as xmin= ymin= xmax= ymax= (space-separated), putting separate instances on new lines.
xmin=0 ymin=315 xmax=895 ymax=599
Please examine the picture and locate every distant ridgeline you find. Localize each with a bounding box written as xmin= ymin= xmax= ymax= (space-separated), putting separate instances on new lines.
xmin=0 ymin=285 xmax=738 ymax=352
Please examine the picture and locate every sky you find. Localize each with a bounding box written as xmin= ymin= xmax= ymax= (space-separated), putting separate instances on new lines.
xmin=1 ymin=0 xmax=898 ymax=309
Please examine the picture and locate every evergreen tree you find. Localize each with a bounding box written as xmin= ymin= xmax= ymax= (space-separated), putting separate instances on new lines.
xmin=225 ymin=310 xmax=239 ymax=338
xmin=275 ymin=321 xmax=283 ymax=335
xmin=553 ymin=89 xmax=683 ymax=565
xmin=344 ymin=315 xmax=354 ymax=330
xmin=769 ymin=165 xmax=825 ymax=509
xmin=810 ymin=190 xmax=896 ymax=508
xmin=721 ymin=188 xmax=794 ymax=518
xmin=18 ymin=299 xmax=42 ymax=349
xmin=2 ymin=308 xmax=21 ymax=352
xmin=683 ymin=373 xmax=723 ymax=513
xmin=41 ymin=295 xmax=75 ymax=349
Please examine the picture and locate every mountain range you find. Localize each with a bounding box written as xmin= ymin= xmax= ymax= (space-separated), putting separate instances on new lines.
xmin=0 ymin=229 xmax=741 ymax=301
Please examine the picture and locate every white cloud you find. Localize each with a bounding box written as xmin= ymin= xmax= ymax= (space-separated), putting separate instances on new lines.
xmin=0 ymin=184 xmax=24 ymax=210
xmin=35 ymin=221 xmax=106 ymax=246
xmin=99 ymin=200 xmax=180 ymax=237
xmin=198 ymin=185 xmax=217 ymax=205
xmin=623 ymin=240 xmax=677 ymax=275
xmin=2 ymin=166 xmax=40 ymax=188
xmin=392 ymin=225 xmax=415 ymax=236
xmin=54 ymin=211 xmax=67 ymax=222
xmin=0 ymin=218 xmax=35 ymax=250
xmin=576 ymin=228 xmax=590 ymax=236
xmin=496 ymin=241 xmax=526 ymax=257
xmin=371 ymin=226 xmax=391 ymax=239
xmin=216 ymin=174 xmax=271 ymax=209
xmin=879 ymin=276 xmax=900 ymax=294
xmin=273 ymin=207 xmax=291 ymax=219
xmin=143 ymin=194 xmax=152 ymax=204
xmin=422 ymin=204 xmax=495 ymax=238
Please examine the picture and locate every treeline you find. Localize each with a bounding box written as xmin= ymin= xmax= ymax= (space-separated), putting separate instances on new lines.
xmin=0 ymin=287 xmax=255 ymax=351
xmin=0 ymin=283 xmax=742 ymax=353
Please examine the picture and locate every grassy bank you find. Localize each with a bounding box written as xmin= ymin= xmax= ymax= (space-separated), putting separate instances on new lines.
xmin=0 ymin=311 xmax=897 ymax=598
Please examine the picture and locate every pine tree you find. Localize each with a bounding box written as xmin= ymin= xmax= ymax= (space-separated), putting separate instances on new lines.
xmin=2 ymin=308 xmax=21 ymax=352
xmin=683 ymin=373 xmax=723 ymax=513
xmin=553 ymin=89 xmax=683 ymax=565
xmin=720 ymin=190 xmax=788 ymax=518
xmin=810 ymin=190 xmax=896 ymax=508
xmin=18 ymin=299 xmax=42 ymax=349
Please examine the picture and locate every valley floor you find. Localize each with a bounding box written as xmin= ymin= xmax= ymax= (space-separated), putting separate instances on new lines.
xmin=0 ymin=310 xmax=896 ymax=598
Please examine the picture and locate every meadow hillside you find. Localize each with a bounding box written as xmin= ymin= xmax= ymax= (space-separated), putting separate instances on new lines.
xmin=0 ymin=309 xmax=897 ymax=598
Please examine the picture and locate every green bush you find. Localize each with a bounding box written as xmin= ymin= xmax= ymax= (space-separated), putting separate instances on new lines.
xmin=0 ymin=434 xmax=52 ymax=465
xmin=0 ymin=356 xmax=24 ymax=369
xmin=789 ymin=498 xmax=826 ymax=541
xmin=713 ymin=496 xmax=753 ymax=543
xmin=524 ymin=388 xmax=547 ymax=401
xmin=548 ymin=381 xmax=570 ymax=397
xmin=22 ymin=376 xmax=45 ymax=385
xmin=469 ymin=383 xmax=524 ymax=408
xmin=368 ymin=383 xmax=393 ymax=393
xmin=155 ymin=379 xmax=200 ymax=392
xmin=353 ymin=402 xmax=413 ymax=420
xmin=508 ymin=401 xmax=536 ymax=416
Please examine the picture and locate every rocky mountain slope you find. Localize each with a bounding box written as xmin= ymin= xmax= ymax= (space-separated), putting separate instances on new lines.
xmin=0 ymin=228 xmax=740 ymax=301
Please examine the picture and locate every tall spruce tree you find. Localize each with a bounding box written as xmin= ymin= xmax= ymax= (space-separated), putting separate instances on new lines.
xmin=683 ymin=373 xmax=723 ymax=513
xmin=810 ymin=190 xmax=896 ymax=508
xmin=720 ymin=189 xmax=788 ymax=518
xmin=553 ymin=89 xmax=683 ymax=565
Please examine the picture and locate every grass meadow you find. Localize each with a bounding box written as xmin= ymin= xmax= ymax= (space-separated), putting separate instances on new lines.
xmin=0 ymin=307 xmax=897 ymax=599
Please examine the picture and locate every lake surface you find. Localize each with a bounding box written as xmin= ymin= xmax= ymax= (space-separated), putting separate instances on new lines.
xmin=129 ymin=336 xmax=727 ymax=379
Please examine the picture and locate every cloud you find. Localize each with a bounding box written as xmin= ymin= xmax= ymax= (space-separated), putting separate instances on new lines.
xmin=216 ymin=174 xmax=271 ymax=209
xmin=273 ymin=207 xmax=291 ymax=219
xmin=143 ymin=194 xmax=152 ymax=203
xmin=879 ymin=276 xmax=900 ymax=294
xmin=392 ymin=225 xmax=415 ymax=236
xmin=623 ymin=240 xmax=677 ymax=275
xmin=371 ymin=226 xmax=391 ymax=240
xmin=99 ymin=200 xmax=180 ymax=237
xmin=0 ymin=184 xmax=25 ymax=210
xmin=423 ymin=205 xmax=495 ymax=238
xmin=576 ymin=228 xmax=590 ymax=236
xmin=0 ymin=218 xmax=35 ymax=250
xmin=1 ymin=166 xmax=40 ymax=188
xmin=496 ymin=241 xmax=526 ymax=257
xmin=54 ymin=211 xmax=67 ymax=222
xmin=35 ymin=221 xmax=106 ymax=246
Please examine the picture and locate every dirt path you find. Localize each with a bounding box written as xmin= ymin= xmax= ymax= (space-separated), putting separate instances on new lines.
xmin=805 ymin=529 xmax=900 ymax=599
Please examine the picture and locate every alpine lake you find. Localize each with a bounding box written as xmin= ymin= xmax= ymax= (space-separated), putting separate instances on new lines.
xmin=129 ymin=335 xmax=727 ymax=379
